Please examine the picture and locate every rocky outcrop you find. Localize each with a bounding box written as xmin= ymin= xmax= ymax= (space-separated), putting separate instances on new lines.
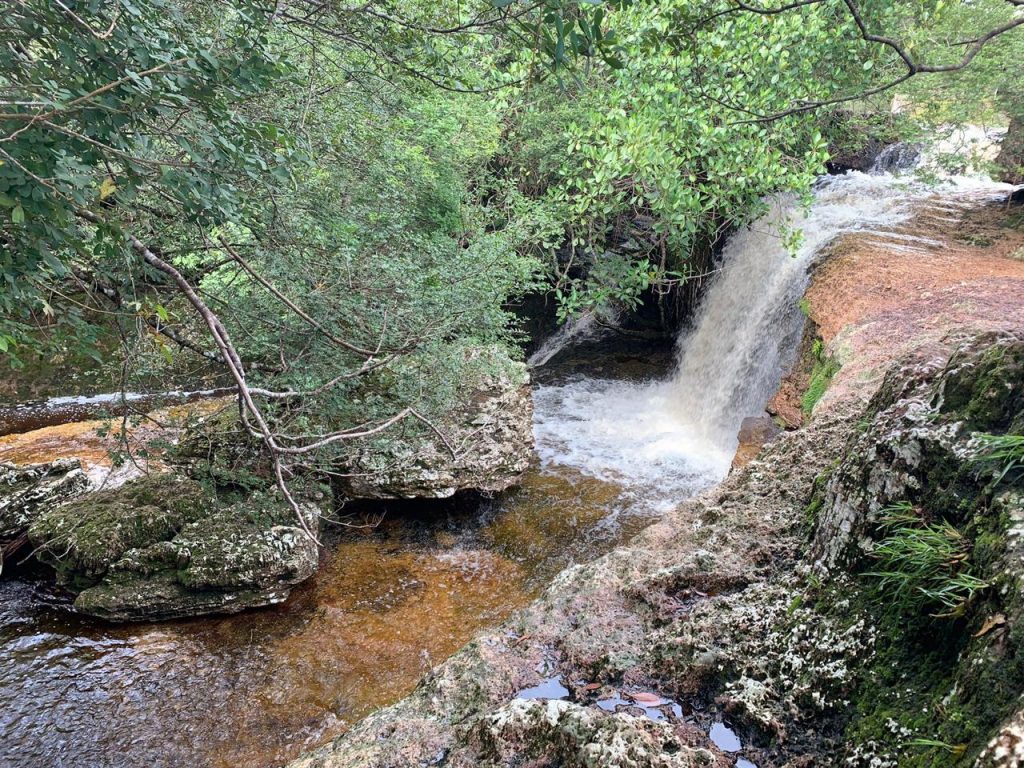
xmin=813 ymin=332 xmax=1024 ymax=569
xmin=28 ymin=474 xmax=319 ymax=621
xmin=0 ymin=459 xmax=88 ymax=566
xmin=333 ymin=361 xmax=534 ymax=499
xmin=287 ymin=191 xmax=1024 ymax=768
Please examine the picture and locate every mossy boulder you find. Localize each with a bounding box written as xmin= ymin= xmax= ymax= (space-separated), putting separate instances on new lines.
xmin=28 ymin=474 xmax=320 ymax=621
xmin=796 ymin=333 xmax=1024 ymax=765
xmin=29 ymin=473 xmax=208 ymax=588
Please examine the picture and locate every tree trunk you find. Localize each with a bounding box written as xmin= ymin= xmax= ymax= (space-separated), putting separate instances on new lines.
xmin=998 ymin=116 xmax=1024 ymax=185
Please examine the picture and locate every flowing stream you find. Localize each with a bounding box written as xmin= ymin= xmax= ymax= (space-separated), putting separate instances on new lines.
xmin=0 ymin=169 xmax=1011 ymax=768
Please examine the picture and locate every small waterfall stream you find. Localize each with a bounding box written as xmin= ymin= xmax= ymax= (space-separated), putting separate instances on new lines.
xmin=534 ymin=170 xmax=1009 ymax=512
xmin=0 ymin=167 xmax=1013 ymax=768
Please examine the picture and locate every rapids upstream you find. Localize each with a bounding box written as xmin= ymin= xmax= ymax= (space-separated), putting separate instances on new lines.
xmin=0 ymin=169 xmax=1011 ymax=768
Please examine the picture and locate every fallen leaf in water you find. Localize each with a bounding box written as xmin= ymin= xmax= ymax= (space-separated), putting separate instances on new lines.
xmin=628 ymin=691 xmax=664 ymax=706
xmin=974 ymin=613 xmax=1007 ymax=637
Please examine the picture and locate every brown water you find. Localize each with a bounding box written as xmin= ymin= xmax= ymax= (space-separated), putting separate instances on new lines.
xmin=0 ymin=389 xmax=235 ymax=437
xmin=0 ymin=466 xmax=648 ymax=768
xmin=0 ymin=341 xmax=705 ymax=768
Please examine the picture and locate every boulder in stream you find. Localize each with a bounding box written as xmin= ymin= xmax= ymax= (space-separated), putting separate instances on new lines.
xmin=28 ymin=473 xmax=319 ymax=621
xmin=335 ymin=362 xmax=534 ymax=499
xmin=177 ymin=356 xmax=536 ymax=500
xmin=1 ymin=459 xmax=88 ymax=567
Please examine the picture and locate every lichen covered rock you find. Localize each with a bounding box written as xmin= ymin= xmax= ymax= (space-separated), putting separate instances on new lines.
xmin=286 ymin=194 xmax=1024 ymax=768
xmin=28 ymin=474 xmax=319 ymax=621
xmin=474 ymin=699 xmax=714 ymax=768
xmin=1 ymin=458 xmax=88 ymax=565
xmin=29 ymin=472 xmax=209 ymax=587
xmin=335 ymin=360 xmax=534 ymax=499
xmin=978 ymin=707 xmax=1024 ymax=768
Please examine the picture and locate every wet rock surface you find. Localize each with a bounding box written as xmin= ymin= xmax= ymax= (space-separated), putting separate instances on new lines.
xmin=27 ymin=474 xmax=319 ymax=621
xmin=731 ymin=416 xmax=782 ymax=471
xmin=288 ymin=192 xmax=1024 ymax=768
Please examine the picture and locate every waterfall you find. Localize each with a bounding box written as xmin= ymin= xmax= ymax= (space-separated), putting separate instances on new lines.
xmin=664 ymin=172 xmax=929 ymax=447
xmin=527 ymin=311 xmax=611 ymax=368
xmin=533 ymin=170 xmax=1011 ymax=514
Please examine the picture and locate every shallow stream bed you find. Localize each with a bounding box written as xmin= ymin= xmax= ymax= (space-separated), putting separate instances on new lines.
xmin=0 ymin=343 xmax=724 ymax=768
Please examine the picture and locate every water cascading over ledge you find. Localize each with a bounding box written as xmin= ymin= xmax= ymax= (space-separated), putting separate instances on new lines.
xmin=532 ymin=169 xmax=1006 ymax=515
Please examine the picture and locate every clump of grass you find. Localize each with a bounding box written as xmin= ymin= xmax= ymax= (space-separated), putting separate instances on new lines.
xmin=972 ymin=433 xmax=1024 ymax=485
xmin=905 ymin=738 xmax=967 ymax=758
xmin=866 ymin=503 xmax=989 ymax=617
xmin=801 ymin=339 xmax=840 ymax=417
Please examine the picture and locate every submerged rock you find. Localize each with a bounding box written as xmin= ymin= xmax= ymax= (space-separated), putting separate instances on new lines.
xmin=28 ymin=474 xmax=319 ymax=621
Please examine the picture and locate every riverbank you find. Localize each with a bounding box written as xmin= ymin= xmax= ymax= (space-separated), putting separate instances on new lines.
xmin=287 ymin=187 xmax=1024 ymax=768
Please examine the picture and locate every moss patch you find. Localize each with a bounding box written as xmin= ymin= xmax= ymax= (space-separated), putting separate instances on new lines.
xmin=28 ymin=473 xmax=208 ymax=588
xmin=802 ymin=352 xmax=841 ymax=417
xmin=839 ymin=488 xmax=1022 ymax=766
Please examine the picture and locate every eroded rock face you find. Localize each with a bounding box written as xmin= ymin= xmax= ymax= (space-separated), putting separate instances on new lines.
xmin=1 ymin=459 xmax=88 ymax=566
xmin=335 ymin=363 xmax=534 ymax=499
xmin=28 ymin=474 xmax=319 ymax=621
xmin=813 ymin=332 xmax=1024 ymax=570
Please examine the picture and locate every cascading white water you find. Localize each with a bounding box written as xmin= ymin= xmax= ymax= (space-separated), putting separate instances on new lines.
xmin=533 ymin=169 xmax=1014 ymax=513
xmin=527 ymin=310 xmax=611 ymax=368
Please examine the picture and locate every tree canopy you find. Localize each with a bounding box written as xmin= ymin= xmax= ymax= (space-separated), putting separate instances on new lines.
xmin=2 ymin=0 xmax=1022 ymax=522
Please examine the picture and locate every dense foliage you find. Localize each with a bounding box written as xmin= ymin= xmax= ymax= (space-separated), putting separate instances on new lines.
xmin=1 ymin=0 xmax=1022 ymax=502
